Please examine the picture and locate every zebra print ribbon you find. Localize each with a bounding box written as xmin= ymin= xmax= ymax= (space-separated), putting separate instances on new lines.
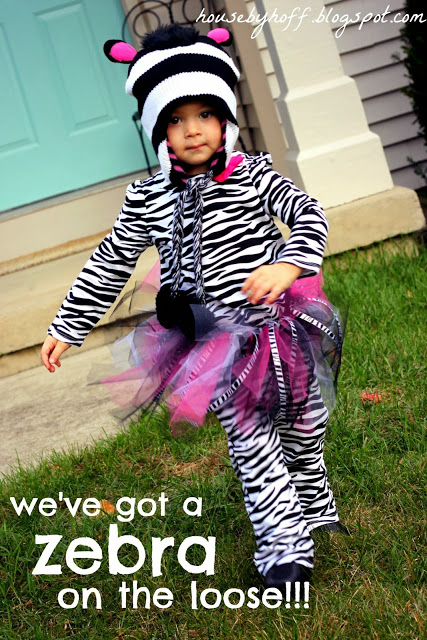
xmin=268 ymin=322 xmax=288 ymax=419
xmin=171 ymin=170 xmax=213 ymax=304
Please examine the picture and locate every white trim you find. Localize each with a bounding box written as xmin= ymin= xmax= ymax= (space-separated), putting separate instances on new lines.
xmin=158 ymin=139 xmax=171 ymax=182
xmin=225 ymin=121 xmax=239 ymax=166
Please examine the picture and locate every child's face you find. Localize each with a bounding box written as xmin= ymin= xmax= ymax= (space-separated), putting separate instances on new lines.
xmin=167 ymin=100 xmax=222 ymax=176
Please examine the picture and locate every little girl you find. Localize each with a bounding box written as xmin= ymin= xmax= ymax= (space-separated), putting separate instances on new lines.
xmin=41 ymin=24 xmax=346 ymax=590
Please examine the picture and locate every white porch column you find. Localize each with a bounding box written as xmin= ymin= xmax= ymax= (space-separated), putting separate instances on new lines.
xmin=255 ymin=0 xmax=393 ymax=208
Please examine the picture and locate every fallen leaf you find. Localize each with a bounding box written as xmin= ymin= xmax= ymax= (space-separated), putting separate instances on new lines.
xmin=407 ymin=289 xmax=413 ymax=297
xmin=99 ymin=499 xmax=116 ymax=516
xmin=361 ymin=392 xmax=383 ymax=403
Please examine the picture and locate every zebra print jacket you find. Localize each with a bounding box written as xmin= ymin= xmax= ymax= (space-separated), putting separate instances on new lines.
xmin=48 ymin=152 xmax=329 ymax=346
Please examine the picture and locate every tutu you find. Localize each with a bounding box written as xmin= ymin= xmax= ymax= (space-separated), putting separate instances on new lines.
xmin=97 ymin=262 xmax=344 ymax=436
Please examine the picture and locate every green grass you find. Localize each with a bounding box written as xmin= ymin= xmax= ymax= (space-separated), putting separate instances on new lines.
xmin=1 ymin=238 xmax=426 ymax=640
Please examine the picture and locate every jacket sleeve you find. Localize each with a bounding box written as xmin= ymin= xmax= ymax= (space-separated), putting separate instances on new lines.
xmin=249 ymin=153 xmax=329 ymax=276
xmin=48 ymin=182 xmax=152 ymax=346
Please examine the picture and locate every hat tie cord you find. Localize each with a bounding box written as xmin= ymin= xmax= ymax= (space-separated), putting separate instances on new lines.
xmin=170 ymin=170 xmax=213 ymax=304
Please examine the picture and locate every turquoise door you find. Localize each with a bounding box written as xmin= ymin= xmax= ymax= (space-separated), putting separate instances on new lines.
xmin=0 ymin=0 xmax=156 ymax=212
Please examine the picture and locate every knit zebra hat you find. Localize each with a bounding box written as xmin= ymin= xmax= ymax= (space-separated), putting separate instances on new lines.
xmin=104 ymin=24 xmax=240 ymax=182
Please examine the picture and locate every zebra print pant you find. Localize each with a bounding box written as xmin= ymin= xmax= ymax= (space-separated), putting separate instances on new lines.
xmin=213 ymin=376 xmax=339 ymax=577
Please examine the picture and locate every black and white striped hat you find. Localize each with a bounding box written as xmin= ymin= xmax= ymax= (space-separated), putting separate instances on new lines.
xmin=104 ymin=24 xmax=240 ymax=180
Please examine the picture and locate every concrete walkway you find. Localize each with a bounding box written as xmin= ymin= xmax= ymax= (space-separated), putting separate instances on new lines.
xmin=0 ymin=345 xmax=123 ymax=479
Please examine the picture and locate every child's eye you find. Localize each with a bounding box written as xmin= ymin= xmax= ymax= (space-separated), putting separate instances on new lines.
xmin=169 ymin=116 xmax=180 ymax=125
xmin=200 ymin=111 xmax=214 ymax=119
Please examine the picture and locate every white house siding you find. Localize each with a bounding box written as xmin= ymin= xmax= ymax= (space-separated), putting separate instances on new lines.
xmin=246 ymin=0 xmax=426 ymax=190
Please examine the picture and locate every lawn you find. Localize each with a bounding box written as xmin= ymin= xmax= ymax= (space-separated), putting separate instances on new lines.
xmin=0 ymin=239 xmax=425 ymax=640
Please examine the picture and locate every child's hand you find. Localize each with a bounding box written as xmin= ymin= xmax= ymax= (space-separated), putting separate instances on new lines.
xmin=242 ymin=262 xmax=303 ymax=305
xmin=41 ymin=336 xmax=71 ymax=372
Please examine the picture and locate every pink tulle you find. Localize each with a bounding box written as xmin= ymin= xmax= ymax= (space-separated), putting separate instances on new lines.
xmin=99 ymin=267 xmax=344 ymax=436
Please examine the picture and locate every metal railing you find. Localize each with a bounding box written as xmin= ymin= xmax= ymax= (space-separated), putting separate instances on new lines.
xmin=121 ymin=0 xmax=216 ymax=40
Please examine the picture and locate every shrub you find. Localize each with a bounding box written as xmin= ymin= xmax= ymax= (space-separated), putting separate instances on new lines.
xmin=399 ymin=0 xmax=427 ymax=182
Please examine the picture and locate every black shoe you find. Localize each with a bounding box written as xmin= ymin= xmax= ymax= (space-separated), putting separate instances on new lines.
xmin=263 ymin=561 xmax=312 ymax=590
xmin=313 ymin=522 xmax=351 ymax=535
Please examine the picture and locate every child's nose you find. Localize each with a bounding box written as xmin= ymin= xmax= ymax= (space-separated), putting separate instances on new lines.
xmin=185 ymin=118 xmax=201 ymax=136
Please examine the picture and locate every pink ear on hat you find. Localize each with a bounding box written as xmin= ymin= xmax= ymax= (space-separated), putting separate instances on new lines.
xmin=104 ymin=40 xmax=137 ymax=63
xmin=206 ymin=28 xmax=233 ymax=45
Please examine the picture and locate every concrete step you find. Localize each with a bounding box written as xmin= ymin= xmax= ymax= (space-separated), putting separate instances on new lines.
xmin=0 ymin=246 xmax=159 ymax=377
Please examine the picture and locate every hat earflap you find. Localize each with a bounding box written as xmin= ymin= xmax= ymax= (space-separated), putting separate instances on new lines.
xmin=104 ymin=39 xmax=137 ymax=63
